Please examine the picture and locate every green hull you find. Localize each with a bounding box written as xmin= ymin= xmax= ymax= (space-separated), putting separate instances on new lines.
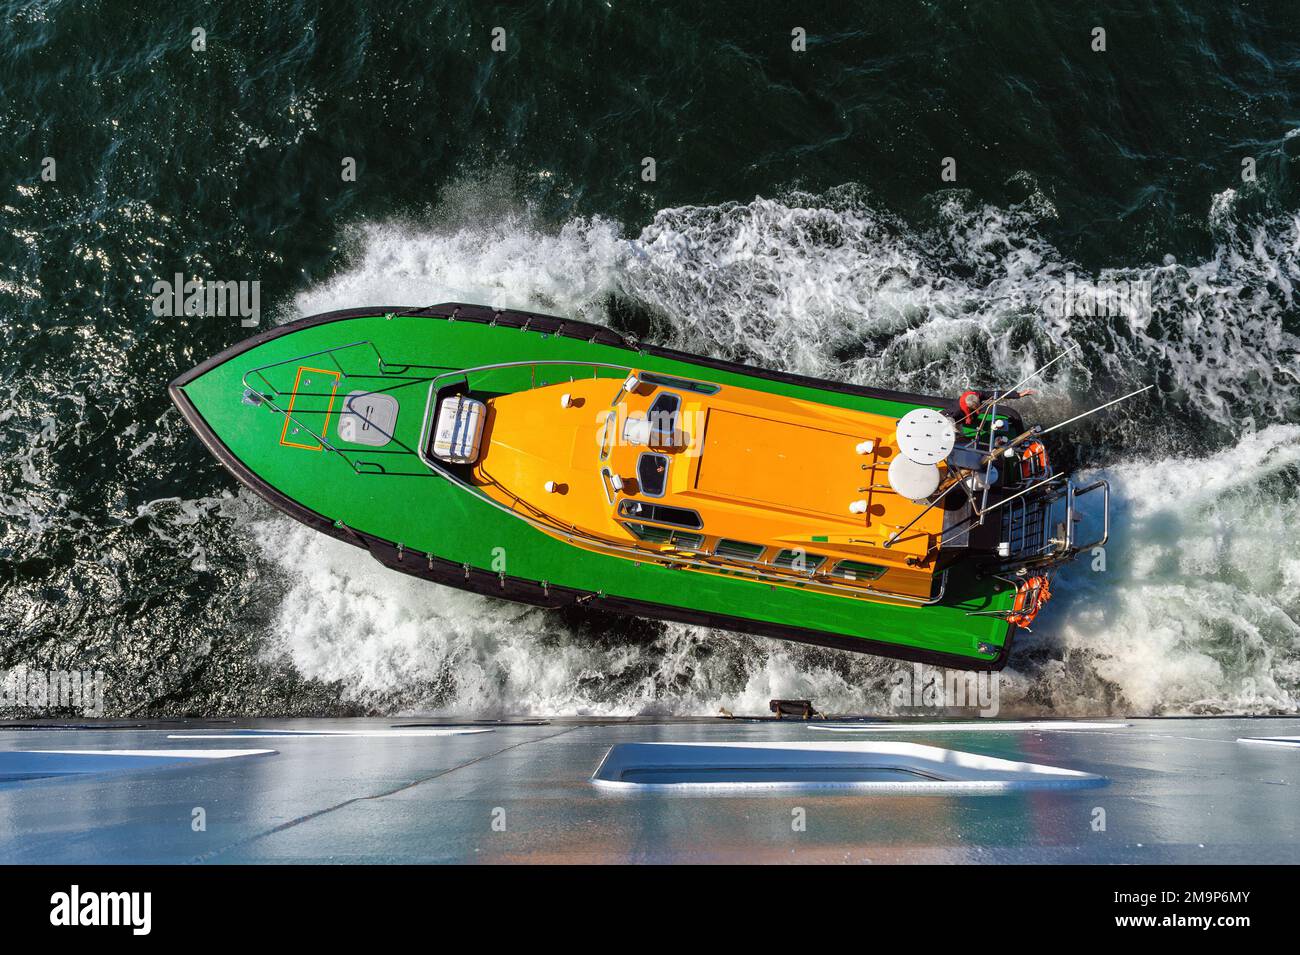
xmin=171 ymin=304 xmax=1017 ymax=668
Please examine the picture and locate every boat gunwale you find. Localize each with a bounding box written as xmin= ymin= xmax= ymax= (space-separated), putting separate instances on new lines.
xmin=168 ymin=303 xmax=1016 ymax=670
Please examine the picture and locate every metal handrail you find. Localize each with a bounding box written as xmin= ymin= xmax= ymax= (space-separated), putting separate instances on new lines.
xmin=237 ymin=348 xmax=951 ymax=605
xmin=411 ymin=362 xmax=947 ymax=605
xmin=982 ymin=474 xmax=1109 ymax=579
xmin=424 ymin=452 xmax=949 ymax=605
xmin=239 ymin=339 xmax=444 ymax=476
xmin=1065 ymin=479 xmax=1110 ymax=553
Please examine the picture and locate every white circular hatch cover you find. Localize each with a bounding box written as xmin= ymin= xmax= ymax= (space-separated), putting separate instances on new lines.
xmin=895 ymin=408 xmax=956 ymax=465
xmin=888 ymin=455 xmax=942 ymax=501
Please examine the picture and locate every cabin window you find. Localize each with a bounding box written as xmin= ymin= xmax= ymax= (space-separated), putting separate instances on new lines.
xmin=623 ymin=524 xmax=704 ymax=550
xmin=617 ymin=500 xmax=702 ymax=529
xmin=623 ymin=522 xmax=671 ymax=544
xmin=640 ymin=372 xmax=719 ymax=396
xmin=599 ymin=468 xmax=618 ymax=504
xmin=637 ymin=453 xmax=669 ymax=497
xmin=598 ymin=411 xmax=616 ymax=461
xmin=714 ymin=539 xmax=765 ymax=561
xmin=646 ymin=393 xmax=681 ymax=442
xmin=773 ymin=549 xmax=827 ymax=573
xmin=831 ymin=559 xmax=888 ymax=581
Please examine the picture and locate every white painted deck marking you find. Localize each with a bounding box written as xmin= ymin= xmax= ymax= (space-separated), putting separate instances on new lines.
xmin=26 ymin=749 xmax=275 ymax=759
xmin=807 ymin=721 xmax=1130 ymax=732
xmin=166 ymin=728 xmax=491 ymax=739
xmin=1238 ymin=736 xmax=1300 ymax=748
xmin=592 ymin=740 xmax=1106 ymax=792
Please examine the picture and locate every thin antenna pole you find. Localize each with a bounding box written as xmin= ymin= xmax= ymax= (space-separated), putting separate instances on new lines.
xmin=979 ymin=383 xmax=1153 ymax=467
xmin=967 ymin=342 xmax=1081 ymax=478
xmin=978 ymin=473 xmax=1066 ymax=517
xmin=1038 ymin=384 xmax=1154 ymax=437
xmin=987 ymin=342 xmax=1081 ymax=406
xmin=881 ymin=476 xmax=968 ymax=548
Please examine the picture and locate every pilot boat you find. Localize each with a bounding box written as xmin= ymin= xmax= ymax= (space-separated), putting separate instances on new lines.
xmin=170 ymin=303 xmax=1110 ymax=670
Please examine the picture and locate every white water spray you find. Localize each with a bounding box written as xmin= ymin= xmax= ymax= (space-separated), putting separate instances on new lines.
xmin=254 ymin=186 xmax=1300 ymax=716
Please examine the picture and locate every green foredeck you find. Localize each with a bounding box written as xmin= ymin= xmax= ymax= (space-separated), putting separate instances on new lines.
xmin=180 ymin=312 xmax=1015 ymax=663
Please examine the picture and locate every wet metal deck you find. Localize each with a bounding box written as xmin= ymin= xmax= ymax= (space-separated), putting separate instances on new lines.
xmin=1 ymin=717 xmax=1296 ymax=864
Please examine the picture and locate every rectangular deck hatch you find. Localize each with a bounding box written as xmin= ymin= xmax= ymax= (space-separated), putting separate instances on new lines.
xmin=337 ymin=391 xmax=399 ymax=447
xmin=591 ymin=741 xmax=1106 ymax=792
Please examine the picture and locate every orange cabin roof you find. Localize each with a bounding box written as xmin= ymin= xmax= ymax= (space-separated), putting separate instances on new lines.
xmin=471 ymin=373 xmax=949 ymax=588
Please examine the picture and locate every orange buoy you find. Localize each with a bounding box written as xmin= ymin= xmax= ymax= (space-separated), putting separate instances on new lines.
xmin=1019 ymin=440 xmax=1048 ymax=479
xmin=1006 ymin=575 xmax=1052 ymax=628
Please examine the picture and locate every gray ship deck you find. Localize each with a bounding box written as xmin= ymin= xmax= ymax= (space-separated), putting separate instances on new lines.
xmin=1 ymin=717 xmax=1296 ymax=864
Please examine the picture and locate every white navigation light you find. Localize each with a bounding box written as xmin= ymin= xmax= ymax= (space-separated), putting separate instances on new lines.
xmin=888 ymin=456 xmax=941 ymax=501
xmin=896 ymin=408 xmax=956 ymax=465
xmin=855 ymin=439 xmax=876 ymax=455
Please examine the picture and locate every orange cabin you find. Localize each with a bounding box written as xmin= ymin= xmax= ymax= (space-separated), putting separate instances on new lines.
xmin=466 ymin=370 xmax=954 ymax=605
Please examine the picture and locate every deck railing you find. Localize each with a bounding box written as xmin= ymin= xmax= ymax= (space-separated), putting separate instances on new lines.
xmin=238 ymin=345 xmax=953 ymax=606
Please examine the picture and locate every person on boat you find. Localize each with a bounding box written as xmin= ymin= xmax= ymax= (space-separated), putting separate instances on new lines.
xmin=957 ymin=388 xmax=1036 ymax=424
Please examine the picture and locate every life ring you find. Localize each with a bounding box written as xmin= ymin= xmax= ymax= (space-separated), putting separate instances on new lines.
xmin=1006 ymin=575 xmax=1052 ymax=628
xmin=1019 ymin=440 xmax=1048 ymax=480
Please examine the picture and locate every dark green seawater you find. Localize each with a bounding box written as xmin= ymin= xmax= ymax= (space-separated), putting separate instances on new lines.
xmin=2 ymin=1 xmax=1299 ymax=717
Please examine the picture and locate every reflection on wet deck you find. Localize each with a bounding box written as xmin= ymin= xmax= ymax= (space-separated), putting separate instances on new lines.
xmin=0 ymin=717 xmax=1295 ymax=863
